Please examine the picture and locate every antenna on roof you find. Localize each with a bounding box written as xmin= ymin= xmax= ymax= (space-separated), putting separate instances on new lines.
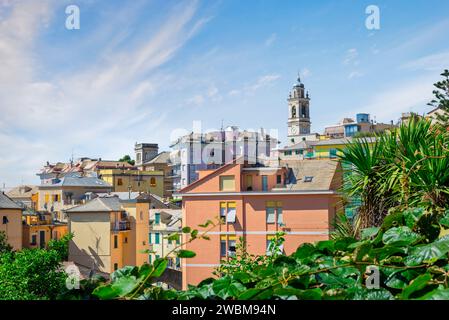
xmin=220 ymin=119 xmax=224 ymax=131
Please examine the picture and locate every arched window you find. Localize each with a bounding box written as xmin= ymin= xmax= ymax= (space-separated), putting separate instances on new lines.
xmin=291 ymin=106 xmax=296 ymax=118
xmin=150 ymin=177 xmax=156 ymax=187
xmin=301 ymin=105 xmax=306 ymax=118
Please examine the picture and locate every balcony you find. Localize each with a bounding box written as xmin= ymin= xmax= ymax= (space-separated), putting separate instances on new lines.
xmin=111 ymin=220 xmax=131 ymax=231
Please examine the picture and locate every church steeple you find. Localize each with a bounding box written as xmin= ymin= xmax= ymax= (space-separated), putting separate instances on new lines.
xmin=287 ymin=75 xmax=311 ymax=145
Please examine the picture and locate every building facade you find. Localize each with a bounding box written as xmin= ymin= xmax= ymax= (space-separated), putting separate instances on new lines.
xmin=0 ymin=192 xmax=23 ymax=251
xmin=169 ymin=126 xmax=279 ymax=193
xmin=97 ymin=168 xmax=164 ymax=197
xmin=136 ymin=150 xmax=173 ymax=199
xmin=177 ymin=158 xmax=342 ymax=289
xmin=22 ymin=210 xmax=68 ymax=249
xmin=37 ymin=174 xmax=112 ymax=221
xmin=66 ymin=195 xmax=150 ymax=274
xmin=148 ymin=195 xmax=182 ymax=270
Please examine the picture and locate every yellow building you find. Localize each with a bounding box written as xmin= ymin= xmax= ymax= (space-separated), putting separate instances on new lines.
xmin=37 ymin=175 xmax=112 ymax=221
xmin=0 ymin=192 xmax=23 ymax=251
xmin=22 ymin=210 xmax=68 ymax=249
xmin=65 ymin=195 xmax=150 ymax=274
xmin=98 ymin=169 xmax=164 ymax=197
xmin=280 ymin=137 xmax=377 ymax=160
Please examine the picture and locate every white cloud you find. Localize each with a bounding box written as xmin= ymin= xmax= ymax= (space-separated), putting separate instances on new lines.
xmin=264 ymin=33 xmax=277 ymax=47
xmin=401 ymin=50 xmax=449 ymax=72
xmin=300 ymin=68 xmax=311 ymax=78
xmin=248 ymin=74 xmax=281 ymax=92
xmin=0 ymin=0 xmax=209 ymax=187
xmin=348 ymin=71 xmax=363 ymax=79
xmin=186 ymin=94 xmax=205 ymax=106
xmin=343 ymin=48 xmax=359 ymax=66
xmin=349 ymin=76 xmax=435 ymax=122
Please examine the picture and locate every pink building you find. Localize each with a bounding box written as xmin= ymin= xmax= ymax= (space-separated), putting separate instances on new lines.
xmin=178 ymin=159 xmax=343 ymax=289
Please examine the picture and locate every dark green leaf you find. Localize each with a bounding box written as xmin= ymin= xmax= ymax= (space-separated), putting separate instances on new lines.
xmin=177 ymin=250 xmax=196 ymax=258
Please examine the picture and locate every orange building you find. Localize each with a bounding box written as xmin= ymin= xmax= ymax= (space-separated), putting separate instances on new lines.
xmin=177 ymin=159 xmax=342 ymax=289
xmin=22 ymin=210 xmax=68 ymax=249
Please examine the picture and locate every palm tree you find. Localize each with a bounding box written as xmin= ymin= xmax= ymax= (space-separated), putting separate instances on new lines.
xmin=339 ymin=117 xmax=449 ymax=233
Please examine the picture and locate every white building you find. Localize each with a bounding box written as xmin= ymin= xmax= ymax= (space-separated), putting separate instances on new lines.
xmin=169 ymin=126 xmax=279 ymax=192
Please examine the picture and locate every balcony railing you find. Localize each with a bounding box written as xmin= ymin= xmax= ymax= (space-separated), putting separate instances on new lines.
xmin=111 ymin=220 xmax=131 ymax=231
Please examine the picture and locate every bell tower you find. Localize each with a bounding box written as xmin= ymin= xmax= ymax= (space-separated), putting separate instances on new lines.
xmin=287 ymin=76 xmax=311 ymax=145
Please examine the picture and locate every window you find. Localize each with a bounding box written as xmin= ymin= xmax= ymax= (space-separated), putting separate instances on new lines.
xmin=150 ymin=177 xmax=156 ymax=187
xmin=266 ymin=201 xmax=283 ymax=225
xmin=228 ymin=240 xmax=236 ymax=256
xmin=329 ymin=148 xmax=337 ymax=158
xmin=285 ymin=151 xmax=292 ymax=156
xmin=148 ymin=233 xmax=152 ymax=244
xmin=140 ymin=211 xmax=143 ymax=220
xmin=53 ymin=194 xmax=59 ymax=202
xmin=114 ymin=235 xmax=118 ymax=249
xmin=220 ymin=202 xmax=236 ymax=223
xmin=304 ymin=176 xmax=313 ymax=183
xmin=220 ymin=240 xmax=226 ymax=257
xmin=124 ymin=237 xmax=128 ymax=244
xmin=220 ymin=203 xmax=226 ymax=218
xmin=137 ymin=153 xmax=141 ymax=162
xmin=155 ymin=233 xmax=160 ymax=244
xmin=155 ymin=213 xmax=161 ymax=225
xmin=117 ymin=178 xmax=123 ymax=186
xmin=30 ymin=234 xmax=37 ymax=245
xmin=266 ymin=236 xmax=284 ymax=255
xmin=155 ymin=254 xmax=160 ymax=260
xmin=262 ymin=176 xmax=268 ymax=191
xmin=277 ymin=207 xmax=283 ymax=224
xmin=176 ymin=257 xmax=180 ymax=269
xmin=226 ymin=206 xmax=236 ymax=223
xmin=266 ymin=207 xmax=275 ymax=224
xmin=149 ymin=255 xmax=152 ymax=264
xmin=246 ymin=175 xmax=253 ymax=190
xmin=114 ymin=263 xmax=118 ymax=271
xmin=219 ymin=176 xmax=235 ymax=191
xmin=276 ymin=175 xmax=282 ymax=184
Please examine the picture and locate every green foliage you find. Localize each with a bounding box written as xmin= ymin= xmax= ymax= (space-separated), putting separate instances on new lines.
xmin=118 ymin=155 xmax=135 ymax=166
xmin=47 ymin=233 xmax=74 ymax=261
xmin=428 ymin=69 xmax=449 ymax=127
xmin=340 ymin=115 xmax=449 ymax=231
xmin=58 ymin=208 xmax=449 ymax=300
xmin=214 ymin=233 xmax=285 ymax=277
xmin=0 ymin=231 xmax=13 ymax=255
xmin=0 ymin=249 xmax=66 ymax=300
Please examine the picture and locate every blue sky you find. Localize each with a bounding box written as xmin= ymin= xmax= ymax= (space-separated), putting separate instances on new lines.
xmin=1 ymin=0 xmax=449 ymax=187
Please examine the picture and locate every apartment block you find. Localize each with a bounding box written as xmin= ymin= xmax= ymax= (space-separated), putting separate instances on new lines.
xmin=177 ymin=158 xmax=342 ymax=289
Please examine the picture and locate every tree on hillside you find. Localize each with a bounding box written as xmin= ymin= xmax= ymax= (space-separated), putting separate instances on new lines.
xmin=119 ymin=155 xmax=135 ymax=166
xmin=428 ymin=69 xmax=449 ymax=127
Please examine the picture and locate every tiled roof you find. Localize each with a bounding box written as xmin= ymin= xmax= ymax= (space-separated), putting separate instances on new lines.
xmin=143 ymin=151 xmax=171 ymax=165
xmin=0 ymin=192 xmax=22 ymax=209
xmin=65 ymin=197 xmax=122 ymax=213
xmin=313 ymin=137 xmax=377 ymax=146
xmin=281 ymin=140 xmax=318 ymax=151
xmin=273 ymin=159 xmax=339 ymax=191
xmin=41 ymin=175 xmax=111 ymax=188
xmin=6 ymin=185 xmax=38 ymax=199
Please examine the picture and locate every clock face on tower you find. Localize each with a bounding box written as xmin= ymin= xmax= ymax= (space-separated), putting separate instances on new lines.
xmin=290 ymin=126 xmax=298 ymax=135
